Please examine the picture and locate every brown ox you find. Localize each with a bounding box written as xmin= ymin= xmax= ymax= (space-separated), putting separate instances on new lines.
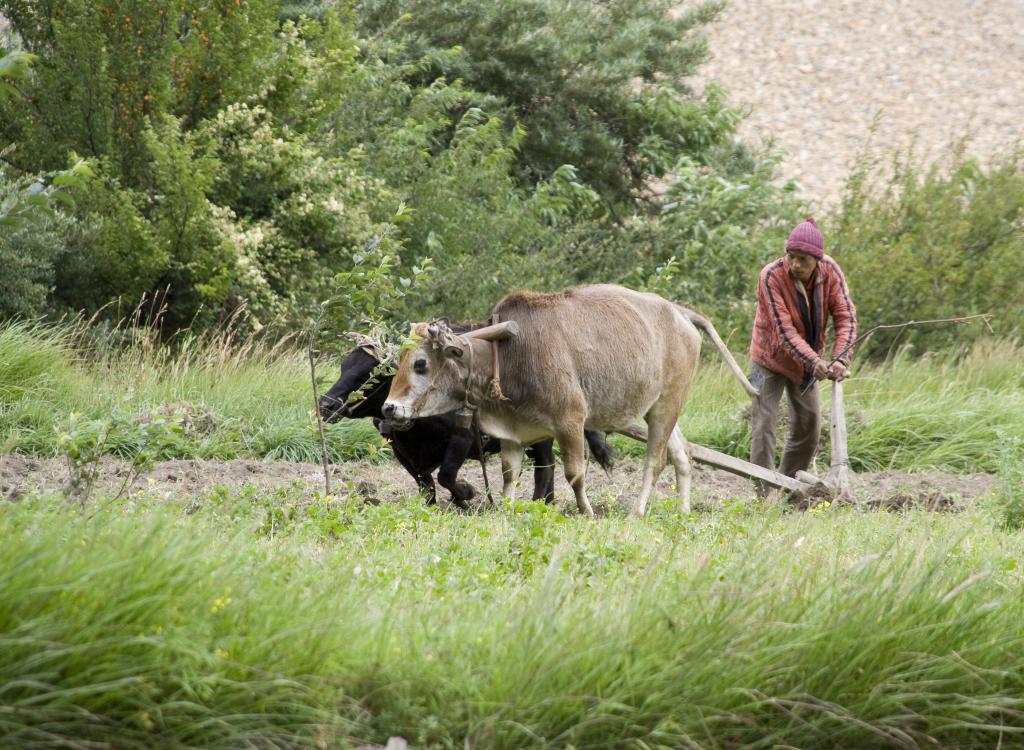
xmin=382 ymin=284 xmax=757 ymax=517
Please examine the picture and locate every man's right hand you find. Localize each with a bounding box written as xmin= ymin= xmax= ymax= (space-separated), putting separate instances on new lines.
xmin=812 ymin=358 xmax=830 ymax=380
xmin=828 ymin=361 xmax=850 ymax=381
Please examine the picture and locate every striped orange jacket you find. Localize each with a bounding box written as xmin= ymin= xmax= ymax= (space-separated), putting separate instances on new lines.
xmin=750 ymin=254 xmax=857 ymax=385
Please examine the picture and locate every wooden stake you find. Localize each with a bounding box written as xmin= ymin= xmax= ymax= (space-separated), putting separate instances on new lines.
xmin=308 ymin=313 xmax=332 ymax=497
xmin=824 ymin=379 xmax=853 ymax=501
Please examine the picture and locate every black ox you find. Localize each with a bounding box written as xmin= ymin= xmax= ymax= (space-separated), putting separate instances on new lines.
xmin=318 ymin=332 xmax=612 ymax=508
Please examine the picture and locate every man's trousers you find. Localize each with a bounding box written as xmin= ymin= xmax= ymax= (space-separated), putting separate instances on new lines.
xmin=749 ymin=362 xmax=822 ymax=478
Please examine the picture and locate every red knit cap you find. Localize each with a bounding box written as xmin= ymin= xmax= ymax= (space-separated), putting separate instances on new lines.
xmin=786 ymin=217 xmax=824 ymax=259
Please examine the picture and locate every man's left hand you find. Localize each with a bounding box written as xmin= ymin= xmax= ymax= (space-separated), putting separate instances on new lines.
xmin=828 ymin=361 xmax=850 ymax=381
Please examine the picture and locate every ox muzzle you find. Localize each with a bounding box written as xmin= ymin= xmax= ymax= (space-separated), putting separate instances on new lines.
xmin=317 ymin=395 xmax=349 ymax=422
xmin=380 ymin=401 xmax=414 ymax=427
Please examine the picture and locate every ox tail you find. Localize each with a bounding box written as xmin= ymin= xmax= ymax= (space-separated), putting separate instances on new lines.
xmin=675 ymin=303 xmax=760 ymax=397
xmin=584 ymin=429 xmax=615 ymax=474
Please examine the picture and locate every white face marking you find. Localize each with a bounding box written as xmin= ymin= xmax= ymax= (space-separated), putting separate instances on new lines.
xmin=383 ymin=342 xmax=462 ymax=423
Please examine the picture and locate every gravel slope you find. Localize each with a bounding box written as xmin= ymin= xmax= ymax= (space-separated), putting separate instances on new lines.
xmin=695 ymin=0 xmax=1024 ymax=208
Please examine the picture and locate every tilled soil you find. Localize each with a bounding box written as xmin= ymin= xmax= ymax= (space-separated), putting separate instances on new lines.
xmin=1 ymin=452 xmax=994 ymax=513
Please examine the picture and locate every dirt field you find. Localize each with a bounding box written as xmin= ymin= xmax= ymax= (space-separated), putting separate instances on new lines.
xmin=1 ymin=452 xmax=994 ymax=513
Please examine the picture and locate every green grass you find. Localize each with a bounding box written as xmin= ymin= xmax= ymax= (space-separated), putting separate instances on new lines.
xmin=1 ymin=488 xmax=1023 ymax=748
xmin=2 ymin=318 xmax=1022 ymax=473
xmin=614 ymin=338 xmax=1024 ymax=474
xmin=0 ymin=318 xmax=383 ymax=463
xmin=3 ymin=320 xmax=1024 ymax=747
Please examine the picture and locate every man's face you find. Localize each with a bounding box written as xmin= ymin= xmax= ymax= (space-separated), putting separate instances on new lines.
xmin=788 ymin=251 xmax=818 ymax=282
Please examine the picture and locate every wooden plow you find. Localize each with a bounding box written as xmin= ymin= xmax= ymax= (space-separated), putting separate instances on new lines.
xmin=687 ymin=380 xmax=853 ymax=503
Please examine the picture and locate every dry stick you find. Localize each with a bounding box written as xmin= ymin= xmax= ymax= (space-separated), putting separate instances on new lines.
xmin=832 ymin=313 xmax=993 ymax=365
xmin=308 ymin=309 xmax=332 ymax=497
xmin=800 ymin=313 xmax=993 ymax=395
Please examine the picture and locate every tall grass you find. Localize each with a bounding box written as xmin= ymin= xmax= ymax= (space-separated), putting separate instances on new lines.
xmin=1 ymin=490 xmax=1022 ymax=748
xmin=0 ymin=318 xmax=381 ymax=462
xmin=638 ymin=340 xmax=1024 ymax=473
xmin=2 ymin=318 xmax=1022 ymax=473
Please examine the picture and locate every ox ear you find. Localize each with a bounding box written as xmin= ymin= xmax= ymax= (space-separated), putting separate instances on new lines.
xmin=464 ymin=320 xmax=520 ymax=342
xmin=443 ymin=341 xmax=464 ymax=359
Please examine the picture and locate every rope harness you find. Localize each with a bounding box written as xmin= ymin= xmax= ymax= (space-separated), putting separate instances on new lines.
xmin=453 ymin=315 xmax=510 ymax=507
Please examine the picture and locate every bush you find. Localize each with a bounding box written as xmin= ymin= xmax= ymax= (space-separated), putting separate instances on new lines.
xmin=385 ymin=106 xmax=605 ymax=319
xmin=48 ymin=168 xmax=168 ymax=318
xmin=0 ymin=181 xmax=69 ymax=317
xmin=832 ymin=146 xmax=1024 ymax=357
xmin=578 ymin=142 xmax=802 ymax=335
xmin=143 ymin=114 xmax=234 ymax=330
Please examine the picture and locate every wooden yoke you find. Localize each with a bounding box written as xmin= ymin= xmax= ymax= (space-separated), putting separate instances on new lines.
xmin=463 ymin=318 xmax=520 ymax=342
xmin=464 ymin=314 xmax=518 ymax=401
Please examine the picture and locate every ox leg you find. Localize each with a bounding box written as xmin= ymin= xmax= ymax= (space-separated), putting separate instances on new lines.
xmin=436 ymin=428 xmax=475 ymax=510
xmin=526 ymin=440 xmax=557 ymax=503
xmin=558 ymin=428 xmax=595 ymax=518
xmin=391 ymin=445 xmax=437 ymax=505
xmin=667 ymin=426 xmax=692 ymax=514
xmin=632 ymin=415 xmax=674 ymax=518
xmin=617 ymin=422 xmax=691 ymax=514
xmin=500 ymin=441 xmax=525 ymax=501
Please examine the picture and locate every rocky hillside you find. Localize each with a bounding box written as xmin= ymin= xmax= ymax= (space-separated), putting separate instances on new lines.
xmin=696 ymin=0 xmax=1024 ymax=208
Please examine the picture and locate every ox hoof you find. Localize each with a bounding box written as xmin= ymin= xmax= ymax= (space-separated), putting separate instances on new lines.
xmin=447 ymin=482 xmax=475 ymax=510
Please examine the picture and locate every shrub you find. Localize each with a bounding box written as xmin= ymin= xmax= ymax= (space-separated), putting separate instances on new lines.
xmin=47 ymin=171 xmax=169 ymax=321
xmin=582 ymin=142 xmax=802 ymax=335
xmin=996 ymin=436 xmax=1024 ymax=532
xmin=832 ymin=146 xmax=1024 ymax=357
xmin=0 ymin=184 xmax=69 ymax=318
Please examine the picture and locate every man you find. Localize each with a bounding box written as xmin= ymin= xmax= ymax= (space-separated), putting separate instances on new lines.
xmin=749 ymin=216 xmax=857 ymax=478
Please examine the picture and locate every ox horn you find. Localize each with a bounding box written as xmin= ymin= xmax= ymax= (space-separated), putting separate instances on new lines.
xmin=464 ymin=320 xmax=520 ymax=342
xmin=421 ymin=319 xmax=465 ymax=358
xmin=425 ymin=317 xmax=452 ymax=339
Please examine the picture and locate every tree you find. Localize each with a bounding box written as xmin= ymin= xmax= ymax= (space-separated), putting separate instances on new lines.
xmin=1 ymin=48 xmax=94 ymax=318
xmin=0 ymin=0 xmax=277 ymax=186
xmin=355 ymin=0 xmax=735 ymax=213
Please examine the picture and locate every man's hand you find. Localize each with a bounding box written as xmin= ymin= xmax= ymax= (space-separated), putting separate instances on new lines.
xmin=812 ymin=358 xmax=830 ymax=380
xmin=828 ymin=360 xmax=850 ymax=381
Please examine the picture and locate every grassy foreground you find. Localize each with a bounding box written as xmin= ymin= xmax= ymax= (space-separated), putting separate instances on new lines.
xmin=3 ymin=321 xmax=1024 ymax=747
xmin=1 ymin=319 xmax=1023 ymax=473
xmin=2 ymin=488 xmax=1024 ymax=749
